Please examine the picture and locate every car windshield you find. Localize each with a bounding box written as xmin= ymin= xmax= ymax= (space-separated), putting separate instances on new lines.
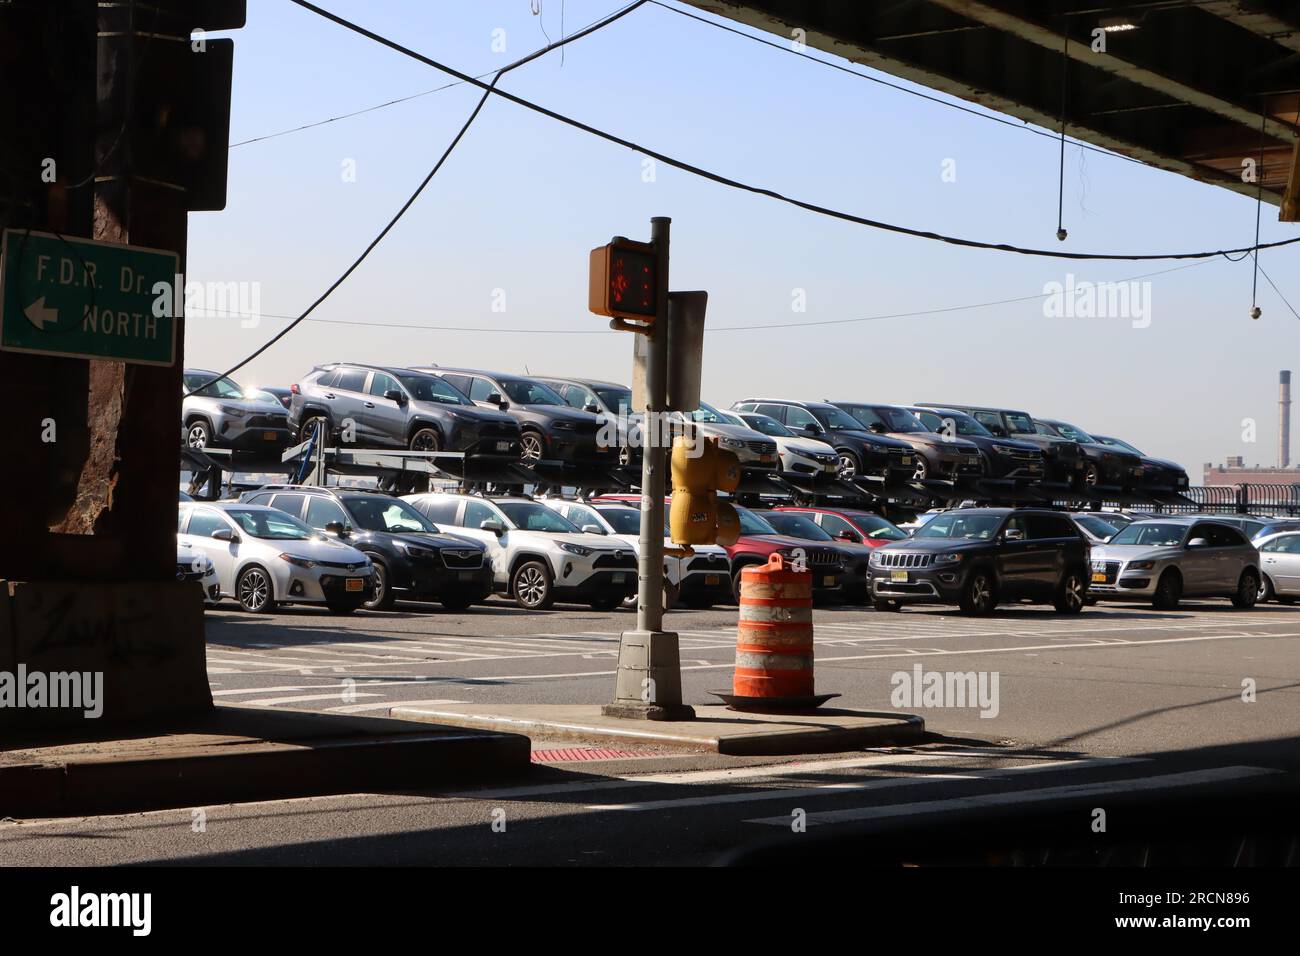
xmin=184 ymin=373 xmax=243 ymax=399
xmin=243 ymin=389 xmax=279 ymax=404
xmin=842 ymin=511 xmax=907 ymax=540
xmin=1004 ymin=413 xmax=1037 ymax=435
xmin=499 ymin=501 xmax=578 ymax=532
xmin=398 ymin=374 xmax=472 ymax=406
xmin=501 ymin=379 xmax=564 ymax=406
xmin=1099 ymin=436 xmax=1143 ymax=454
xmin=1095 ymin=513 xmax=1133 ymax=529
xmin=916 ymin=410 xmax=992 ymax=438
xmin=761 ymin=513 xmax=834 ymax=541
xmin=1052 ymin=421 xmax=1097 ymax=443
xmin=1109 ymin=522 xmax=1187 ymax=547
xmin=691 ymin=403 xmax=731 ymax=424
xmin=224 ymin=508 xmax=316 ymax=540
xmin=1075 ymin=515 xmax=1119 ymax=539
xmin=842 ymin=405 xmax=925 ymax=433
xmin=594 ymin=506 xmax=641 ymax=535
xmin=915 ymin=512 xmax=1003 ymax=541
xmin=593 ymin=386 xmax=632 ymax=413
xmin=742 ymin=414 xmax=792 ymax=437
xmin=345 ymin=497 xmax=436 ymax=533
xmin=819 ymin=405 xmax=868 ymax=431
xmin=735 ymin=507 xmax=777 ymax=536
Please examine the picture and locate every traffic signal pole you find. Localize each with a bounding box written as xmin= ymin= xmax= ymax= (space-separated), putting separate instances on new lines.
xmin=603 ymin=217 xmax=694 ymax=721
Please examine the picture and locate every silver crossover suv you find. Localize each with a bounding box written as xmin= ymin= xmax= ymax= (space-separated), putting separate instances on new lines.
xmin=182 ymin=369 xmax=294 ymax=452
xmin=1087 ymin=517 xmax=1260 ymax=610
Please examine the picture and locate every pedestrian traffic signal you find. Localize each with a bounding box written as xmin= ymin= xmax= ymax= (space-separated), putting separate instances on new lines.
xmin=669 ymin=435 xmax=741 ymax=546
xmin=589 ymin=238 xmax=657 ymax=320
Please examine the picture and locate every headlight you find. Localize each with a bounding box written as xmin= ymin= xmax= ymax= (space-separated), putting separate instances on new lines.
xmin=869 ymin=551 xmax=885 ymax=566
xmin=720 ymin=437 xmax=747 ymax=450
xmin=932 ymin=552 xmax=964 ymax=565
xmin=552 ymin=421 xmax=578 ymax=431
xmin=219 ymin=404 xmax=246 ymax=418
xmin=991 ymin=444 xmax=1020 ymax=455
xmin=401 ymin=543 xmax=437 ymax=560
xmin=559 ymin=543 xmax=593 ymax=557
xmin=1126 ymin=560 xmax=1155 ymax=571
xmin=278 ymin=553 xmax=316 ymax=569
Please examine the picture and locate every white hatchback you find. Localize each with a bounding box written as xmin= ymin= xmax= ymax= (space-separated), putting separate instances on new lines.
xmin=178 ymin=502 xmax=373 ymax=614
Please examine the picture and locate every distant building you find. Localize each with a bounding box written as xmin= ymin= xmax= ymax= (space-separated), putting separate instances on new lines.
xmin=1203 ymin=459 xmax=1300 ymax=486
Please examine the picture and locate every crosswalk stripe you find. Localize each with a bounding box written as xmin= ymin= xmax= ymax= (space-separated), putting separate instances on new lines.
xmin=324 ymin=698 xmax=468 ymax=714
xmin=744 ymin=765 xmax=1281 ymax=826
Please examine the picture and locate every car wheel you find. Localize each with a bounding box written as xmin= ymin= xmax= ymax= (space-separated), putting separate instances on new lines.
xmin=236 ymin=565 xmax=275 ymax=613
xmin=299 ymin=415 xmax=329 ymax=444
xmin=912 ymin=457 xmax=929 ymax=481
xmin=1083 ymin=463 xmax=1100 ymax=488
xmin=873 ymin=598 xmax=901 ymax=612
xmin=836 ymin=450 xmax=860 ymax=480
xmin=1054 ymin=569 xmax=1086 ymax=614
xmin=1232 ymin=570 xmax=1260 ymax=609
xmin=512 ymin=560 xmax=553 ymax=610
xmin=519 ymin=431 xmax=545 ymax=465
xmin=958 ymin=569 xmax=996 ymax=615
xmin=409 ymin=427 xmax=440 ymax=452
xmin=1258 ymin=574 xmax=1275 ymax=603
xmin=186 ymin=418 xmax=211 ymax=449
xmin=363 ymin=558 xmax=395 ymax=611
xmin=1152 ymin=569 xmax=1182 ymax=610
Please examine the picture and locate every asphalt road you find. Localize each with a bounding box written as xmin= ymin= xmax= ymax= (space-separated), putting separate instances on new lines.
xmin=3 ymin=596 xmax=1298 ymax=865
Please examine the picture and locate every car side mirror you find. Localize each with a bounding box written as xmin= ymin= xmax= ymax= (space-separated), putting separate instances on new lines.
xmin=1003 ymin=528 xmax=1024 ymax=542
xmin=836 ymin=530 xmax=859 ymax=543
xmin=481 ymin=518 xmax=505 ymax=535
xmin=868 ymin=422 xmax=886 ymax=434
xmin=990 ymin=425 xmax=1008 ymax=437
xmin=486 ymin=392 xmax=507 ymax=409
xmin=584 ymin=403 xmax=600 ymax=414
xmin=581 ymin=524 xmax=605 ymax=535
xmin=1188 ymin=537 xmax=1208 ymax=548
xmin=211 ymin=528 xmax=237 ymax=542
xmin=324 ymin=521 xmax=348 ymax=537
xmin=803 ymin=423 xmax=823 ymax=435
xmin=384 ymin=389 xmax=406 ymax=405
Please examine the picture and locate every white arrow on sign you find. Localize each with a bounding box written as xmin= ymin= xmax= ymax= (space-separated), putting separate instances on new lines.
xmin=24 ymin=297 xmax=58 ymax=330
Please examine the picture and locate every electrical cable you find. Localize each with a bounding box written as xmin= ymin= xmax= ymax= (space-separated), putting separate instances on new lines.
xmin=184 ymin=256 xmax=1220 ymax=335
xmin=184 ymin=0 xmax=649 ymax=396
xmin=286 ymin=0 xmax=1300 ymax=262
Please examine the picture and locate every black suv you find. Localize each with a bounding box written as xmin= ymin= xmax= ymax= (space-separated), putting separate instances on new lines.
xmin=1089 ymin=433 xmax=1190 ymax=495
xmin=414 ymin=367 xmax=615 ymax=467
xmin=289 ymin=363 xmax=521 ymax=458
xmin=535 ymin=375 xmax=640 ymax=466
xmin=240 ymin=485 xmax=494 ymax=611
xmin=830 ymin=401 xmax=985 ymax=482
xmin=868 ymin=507 xmax=1090 ymax=615
xmin=917 ymin=403 xmax=1085 ymax=489
xmin=908 ymin=406 xmax=1046 ymax=482
xmin=731 ymin=399 xmax=916 ymax=483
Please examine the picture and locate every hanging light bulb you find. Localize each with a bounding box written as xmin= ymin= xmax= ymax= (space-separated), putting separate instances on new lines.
xmin=1251 ymin=306 xmax=1262 ymax=320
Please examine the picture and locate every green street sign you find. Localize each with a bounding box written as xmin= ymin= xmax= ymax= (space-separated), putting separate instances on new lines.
xmin=0 ymin=229 xmax=179 ymax=366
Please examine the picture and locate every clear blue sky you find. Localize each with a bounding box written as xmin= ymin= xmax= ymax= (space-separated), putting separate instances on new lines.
xmin=187 ymin=0 xmax=1300 ymax=474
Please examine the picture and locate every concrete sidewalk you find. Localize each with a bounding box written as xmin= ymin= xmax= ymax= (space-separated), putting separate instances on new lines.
xmin=0 ymin=704 xmax=530 ymax=818
xmin=390 ymin=703 xmax=925 ymax=755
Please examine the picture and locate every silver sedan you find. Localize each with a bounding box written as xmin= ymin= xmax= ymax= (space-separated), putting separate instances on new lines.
xmin=1255 ymin=530 xmax=1300 ymax=603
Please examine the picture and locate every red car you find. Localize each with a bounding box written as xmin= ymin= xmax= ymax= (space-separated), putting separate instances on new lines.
xmin=595 ymin=495 xmax=848 ymax=601
xmin=774 ymin=507 xmax=909 ymax=548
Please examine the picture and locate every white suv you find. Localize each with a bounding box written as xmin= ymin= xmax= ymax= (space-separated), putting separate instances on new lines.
xmin=403 ymin=494 xmax=638 ymax=610
xmin=179 ymin=502 xmax=373 ymax=614
xmin=541 ymin=499 xmax=733 ymax=609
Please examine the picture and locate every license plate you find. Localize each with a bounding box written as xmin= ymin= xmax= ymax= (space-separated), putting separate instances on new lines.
xmin=1091 ymin=572 xmax=1107 ymax=583
xmin=263 ymin=431 xmax=278 ymax=440
xmin=612 ymin=572 xmax=627 ymax=583
xmin=823 ymin=575 xmax=836 ymax=586
xmin=760 ymin=454 xmax=775 ymax=463
xmin=900 ymin=456 xmax=912 ymax=465
xmin=890 ymin=570 xmax=909 ymax=583
xmin=496 ymin=441 xmax=511 ymax=451
xmin=458 ymin=571 xmax=475 ymax=581
xmin=704 ymin=574 xmax=720 ymax=586
xmin=345 ymin=578 xmax=364 ymax=592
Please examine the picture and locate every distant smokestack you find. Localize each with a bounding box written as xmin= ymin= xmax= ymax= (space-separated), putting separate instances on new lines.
xmin=1280 ymin=370 xmax=1292 ymax=468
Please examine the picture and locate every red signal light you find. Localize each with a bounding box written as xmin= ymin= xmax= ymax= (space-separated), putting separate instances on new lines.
xmin=590 ymin=240 xmax=656 ymax=320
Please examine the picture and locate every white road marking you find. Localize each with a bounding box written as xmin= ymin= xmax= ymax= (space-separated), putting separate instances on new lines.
xmin=744 ymin=765 xmax=1281 ymax=826
xmin=324 ymin=698 xmax=468 ymax=714
xmin=584 ymin=757 xmax=1149 ymax=812
xmin=244 ymin=692 xmax=384 ymax=707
